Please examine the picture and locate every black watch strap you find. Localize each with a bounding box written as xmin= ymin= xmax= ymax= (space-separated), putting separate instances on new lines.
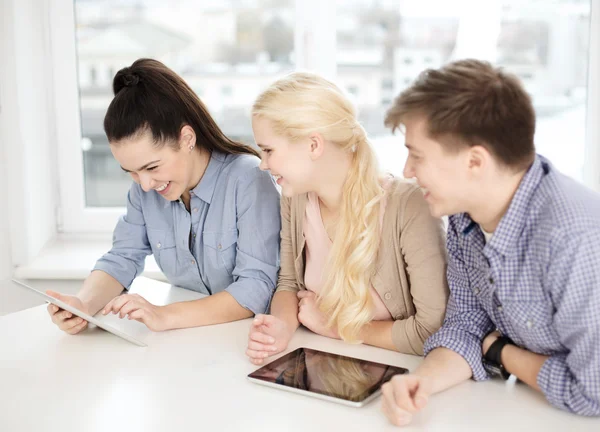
xmin=484 ymin=335 xmax=514 ymax=380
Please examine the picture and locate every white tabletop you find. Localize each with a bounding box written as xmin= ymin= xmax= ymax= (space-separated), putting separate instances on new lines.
xmin=0 ymin=277 xmax=598 ymax=432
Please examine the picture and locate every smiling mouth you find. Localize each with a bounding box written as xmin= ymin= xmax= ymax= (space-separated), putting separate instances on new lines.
xmin=155 ymin=182 xmax=171 ymax=194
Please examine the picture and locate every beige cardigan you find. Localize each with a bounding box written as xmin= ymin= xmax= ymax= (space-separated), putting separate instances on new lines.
xmin=276 ymin=177 xmax=449 ymax=355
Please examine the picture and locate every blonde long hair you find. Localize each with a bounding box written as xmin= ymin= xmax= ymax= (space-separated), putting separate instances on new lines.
xmin=252 ymin=72 xmax=384 ymax=342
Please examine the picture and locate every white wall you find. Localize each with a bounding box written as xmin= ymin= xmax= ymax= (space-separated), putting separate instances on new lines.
xmin=0 ymin=0 xmax=14 ymax=280
xmin=0 ymin=0 xmax=58 ymax=269
xmin=0 ymin=135 xmax=12 ymax=281
xmin=0 ymin=124 xmax=12 ymax=279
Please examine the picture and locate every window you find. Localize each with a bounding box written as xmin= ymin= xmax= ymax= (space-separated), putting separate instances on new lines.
xmin=51 ymin=0 xmax=596 ymax=233
xmin=73 ymin=0 xmax=295 ymax=209
xmin=335 ymin=0 xmax=592 ymax=180
xmin=89 ymin=66 xmax=97 ymax=86
xmin=381 ymin=78 xmax=394 ymax=90
xmin=221 ymin=85 xmax=233 ymax=97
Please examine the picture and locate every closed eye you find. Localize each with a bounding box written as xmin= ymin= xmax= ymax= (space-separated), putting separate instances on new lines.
xmin=147 ymin=166 xmax=158 ymax=171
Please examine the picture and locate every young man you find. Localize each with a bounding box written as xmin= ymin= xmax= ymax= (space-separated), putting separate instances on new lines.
xmin=381 ymin=59 xmax=600 ymax=426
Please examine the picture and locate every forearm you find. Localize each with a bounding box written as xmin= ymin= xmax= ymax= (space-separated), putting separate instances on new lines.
xmin=360 ymin=320 xmax=396 ymax=351
xmin=498 ymin=343 xmax=600 ymax=415
xmin=270 ymin=290 xmax=300 ymax=332
xmin=413 ymin=348 xmax=473 ymax=394
xmin=502 ymin=345 xmax=547 ymax=391
xmin=163 ymin=291 xmax=253 ymax=330
xmin=78 ymin=270 xmax=125 ymax=315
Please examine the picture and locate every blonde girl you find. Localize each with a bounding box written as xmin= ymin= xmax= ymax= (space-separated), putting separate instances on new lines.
xmin=246 ymin=72 xmax=448 ymax=364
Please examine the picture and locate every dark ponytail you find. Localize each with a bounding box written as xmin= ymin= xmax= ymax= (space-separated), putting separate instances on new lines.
xmin=104 ymin=58 xmax=259 ymax=157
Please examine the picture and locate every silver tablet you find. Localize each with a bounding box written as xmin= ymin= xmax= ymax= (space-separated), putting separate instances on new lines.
xmin=12 ymin=279 xmax=147 ymax=347
xmin=247 ymin=347 xmax=408 ymax=407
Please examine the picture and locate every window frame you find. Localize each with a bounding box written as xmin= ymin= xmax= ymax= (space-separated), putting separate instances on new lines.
xmin=50 ymin=0 xmax=123 ymax=233
xmin=50 ymin=0 xmax=336 ymax=233
xmin=51 ymin=0 xmax=600 ymax=234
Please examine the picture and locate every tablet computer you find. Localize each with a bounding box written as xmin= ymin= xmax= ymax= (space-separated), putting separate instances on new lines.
xmin=12 ymin=279 xmax=147 ymax=347
xmin=247 ymin=347 xmax=408 ymax=407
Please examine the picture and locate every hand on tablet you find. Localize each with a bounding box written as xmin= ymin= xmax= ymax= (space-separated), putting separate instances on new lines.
xmin=46 ymin=291 xmax=90 ymax=335
xmin=102 ymin=293 xmax=169 ymax=331
xmin=246 ymin=314 xmax=294 ymax=365
xmin=381 ymin=374 xmax=432 ymax=427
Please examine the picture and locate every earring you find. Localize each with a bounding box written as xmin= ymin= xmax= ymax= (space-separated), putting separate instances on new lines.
xmin=189 ymin=145 xmax=195 ymax=152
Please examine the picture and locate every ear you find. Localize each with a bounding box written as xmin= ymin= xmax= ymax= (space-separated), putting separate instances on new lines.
xmin=307 ymin=132 xmax=326 ymax=161
xmin=467 ymin=145 xmax=490 ymax=174
xmin=179 ymin=125 xmax=196 ymax=151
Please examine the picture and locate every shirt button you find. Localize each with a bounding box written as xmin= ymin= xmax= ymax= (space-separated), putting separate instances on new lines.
xmin=489 ymin=277 xmax=494 ymax=284
xmin=526 ymin=320 xmax=533 ymax=329
xmin=191 ymin=259 xmax=196 ymax=265
xmin=156 ymin=242 xmax=161 ymax=248
xmin=395 ymin=314 xmax=404 ymax=320
xmin=218 ymin=244 xmax=222 ymax=250
xmin=497 ymin=305 xmax=503 ymax=312
xmin=474 ymin=287 xmax=480 ymax=295
xmin=193 ymin=207 xmax=198 ymax=213
xmin=384 ymin=292 xmax=392 ymax=300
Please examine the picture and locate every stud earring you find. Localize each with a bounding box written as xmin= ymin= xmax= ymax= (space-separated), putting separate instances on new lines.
xmin=189 ymin=145 xmax=195 ymax=152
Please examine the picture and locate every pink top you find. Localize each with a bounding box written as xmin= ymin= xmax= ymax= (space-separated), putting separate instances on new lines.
xmin=303 ymin=178 xmax=393 ymax=321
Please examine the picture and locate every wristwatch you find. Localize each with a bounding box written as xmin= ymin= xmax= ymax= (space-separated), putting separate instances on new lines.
xmin=483 ymin=335 xmax=515 ymax=380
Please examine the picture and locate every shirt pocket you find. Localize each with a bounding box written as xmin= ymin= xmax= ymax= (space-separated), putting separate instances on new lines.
xmin=502 ymin=300 xmax=559 ymax=355
xmin=147 ymin=228 xmax=177 ymax=274
xmin=203 ymin=230 xmax=238 ymax=276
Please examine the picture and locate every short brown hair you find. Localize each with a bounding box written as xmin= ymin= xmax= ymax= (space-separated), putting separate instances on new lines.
xmin=385 ymin=59 xmax=536 ymax=169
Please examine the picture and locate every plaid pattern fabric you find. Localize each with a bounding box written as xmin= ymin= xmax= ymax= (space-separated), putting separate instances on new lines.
xmin=424 ymin=155 xmax=600 ymax=416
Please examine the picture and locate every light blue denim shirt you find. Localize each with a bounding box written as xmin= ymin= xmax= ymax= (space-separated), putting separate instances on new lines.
xmin=94 ymin=151 xmax=281 ymax=314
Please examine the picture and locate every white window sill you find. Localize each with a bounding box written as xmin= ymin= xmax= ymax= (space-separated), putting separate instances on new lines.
xmin=14 ymin=233 xmax=167 ymax=282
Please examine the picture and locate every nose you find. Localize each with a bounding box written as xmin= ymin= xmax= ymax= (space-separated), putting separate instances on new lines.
xmin=139 ymin=173 xmax=155 ymax=192
xmin=259 ymin=155 xmax=269 ymax=171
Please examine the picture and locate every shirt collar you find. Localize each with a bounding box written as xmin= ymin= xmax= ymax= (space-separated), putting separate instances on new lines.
xmin=163 ymin=151 xmax=226 ymax=208
xmin=460 ymin=154 xmax=550 ymax=256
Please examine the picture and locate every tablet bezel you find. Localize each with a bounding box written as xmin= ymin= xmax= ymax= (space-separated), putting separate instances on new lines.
xmin=11 ymin=279 xmax=147 ymax=347
xmin=247 ymin=347 xmax=408 ymax=407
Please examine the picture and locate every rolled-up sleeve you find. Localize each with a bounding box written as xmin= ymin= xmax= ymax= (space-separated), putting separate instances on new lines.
xmin=225 ymin=169 xmax=281 ymax=314
xmin=93 ymin=183 xmax=151 ymax=288
xmin=423 ymin=216 xmax=494 ymax=380
xmin=537 ymin=230 xmax=600 ymax=416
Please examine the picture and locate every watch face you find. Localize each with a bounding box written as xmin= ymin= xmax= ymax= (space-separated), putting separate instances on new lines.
xmin=482 ymin=359 xmax=503 ymax=377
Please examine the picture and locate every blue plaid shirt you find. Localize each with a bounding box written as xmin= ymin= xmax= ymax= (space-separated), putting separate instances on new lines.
xmin=424 ymin=155 xmax=600 ymax=416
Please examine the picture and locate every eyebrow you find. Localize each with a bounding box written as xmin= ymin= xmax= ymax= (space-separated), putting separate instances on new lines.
xmin=120 ymin=160 xmax=161 ymax=173
xmin=405 ymin=143 xmax=420 ymax=153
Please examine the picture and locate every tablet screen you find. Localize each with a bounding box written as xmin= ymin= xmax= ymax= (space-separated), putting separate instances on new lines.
xmin=248 ymin=347 xmax=408 ymax=403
